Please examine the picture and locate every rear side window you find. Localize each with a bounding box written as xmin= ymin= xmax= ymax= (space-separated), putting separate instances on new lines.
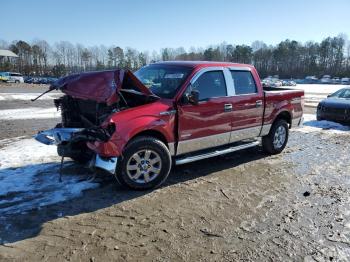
xmin=192 ymin=71 xmax=227 ymax=101
xmin=230 ymin=71 xmax=257 ymax=95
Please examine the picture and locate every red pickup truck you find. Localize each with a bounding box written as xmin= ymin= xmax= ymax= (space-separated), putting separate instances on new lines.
xmin=35 ymin=61 xmax=304 ymax=190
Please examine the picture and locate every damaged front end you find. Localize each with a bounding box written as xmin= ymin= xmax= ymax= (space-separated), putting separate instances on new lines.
xmin=35 ymin=123 xmax=118 ymax=174
xmin=34 ymin=69 xmax=157 ymax=175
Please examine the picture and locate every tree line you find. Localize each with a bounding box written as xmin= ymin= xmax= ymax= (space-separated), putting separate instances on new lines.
xmin=0 ymin=34 xmax=349 ymax=78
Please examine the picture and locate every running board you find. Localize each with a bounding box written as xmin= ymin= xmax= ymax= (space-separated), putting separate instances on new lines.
xmin=175 ymin=140 xmax=260 ymax=165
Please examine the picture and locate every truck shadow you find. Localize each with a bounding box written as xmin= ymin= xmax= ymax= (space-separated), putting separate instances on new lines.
xmin=0 ymin=146 xmax=266 ymax=244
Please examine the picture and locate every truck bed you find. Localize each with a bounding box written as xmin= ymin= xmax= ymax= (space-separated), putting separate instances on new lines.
xmin=262 ymin=87 xmax=304 ymax=128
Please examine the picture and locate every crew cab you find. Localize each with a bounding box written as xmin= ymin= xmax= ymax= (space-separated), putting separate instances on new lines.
xmin=35 ymin=61 xmax=304 ymax=190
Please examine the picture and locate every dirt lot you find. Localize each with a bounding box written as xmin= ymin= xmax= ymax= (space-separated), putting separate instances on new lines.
xmin=0 ymin=84 xmax=350 ymax=261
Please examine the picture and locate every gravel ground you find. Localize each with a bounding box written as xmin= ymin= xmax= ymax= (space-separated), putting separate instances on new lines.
xmin=0 ymin=84 xmax=349 ymax=261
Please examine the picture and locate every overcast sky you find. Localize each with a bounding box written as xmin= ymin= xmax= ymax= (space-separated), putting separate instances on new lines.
xmin=1 ymin=0 xmax=349 ymax=51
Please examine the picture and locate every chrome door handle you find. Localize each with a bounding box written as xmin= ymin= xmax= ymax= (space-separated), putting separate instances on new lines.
xmin=224 ymin=104 xmax=233 ymax=112
xmin=256 ymin=100 xmax=263 ymax=107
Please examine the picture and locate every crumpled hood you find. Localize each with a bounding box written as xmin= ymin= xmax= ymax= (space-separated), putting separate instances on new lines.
xmin=50 ymin=69 xmax=153 ymax=105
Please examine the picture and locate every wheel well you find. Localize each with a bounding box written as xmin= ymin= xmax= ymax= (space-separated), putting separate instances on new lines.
xmin=132 ymin=130 xmax=169 ymax=147
xmin=274 ymin=111 xmax=291 ymax=128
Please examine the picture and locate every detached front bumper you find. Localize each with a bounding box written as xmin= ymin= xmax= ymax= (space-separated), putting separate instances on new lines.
xmin=35 ymin=128 xmax=84 ymax=145
xmin=35 ymin=128 xmax=118 ymax=175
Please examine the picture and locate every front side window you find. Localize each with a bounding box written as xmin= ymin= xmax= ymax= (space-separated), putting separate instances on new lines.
xmin=231 ymin=71 xmax=257 ymax=95
xmin=135 ymin=65 xmax=192 ymax=98
xmin=191 ymin=71 xmax=227 ymax=101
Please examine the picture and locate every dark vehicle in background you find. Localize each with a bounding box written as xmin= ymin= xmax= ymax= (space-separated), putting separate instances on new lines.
xmin=317 ymin=87 xmax=350 ymax=124
xmin=25 ymin=77 xmax=58 ymax=84
xmin=304 ymin=76 xmax=319 ymax=84
xmin=341 ymin=77 xmax=350 ymax=85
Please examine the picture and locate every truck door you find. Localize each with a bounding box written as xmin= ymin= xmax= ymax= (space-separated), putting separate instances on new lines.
xmin=177 ymin=68 xmax=234 ymax=155
xmin=227 ymin=69 xmax=264 ymax=142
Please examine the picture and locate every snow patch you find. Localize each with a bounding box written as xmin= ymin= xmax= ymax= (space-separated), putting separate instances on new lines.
xmin=0 ymin=107 xmax=60 ymax=120
xmin=279 ymin=84 xmax=349 ymax=107
xmin=297 ymin=114 xmax=350 ymax=134
xmin=0 ymin=93 xmax=61 ymax=101
xmin=0 ymin=138 xmax=98 ymax=215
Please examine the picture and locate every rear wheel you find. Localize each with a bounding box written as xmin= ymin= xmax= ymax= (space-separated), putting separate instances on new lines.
xmin=115 ymin=136 xmax=172 ymax=190
xmin=262 ymin=119 xmax=289 ymax=154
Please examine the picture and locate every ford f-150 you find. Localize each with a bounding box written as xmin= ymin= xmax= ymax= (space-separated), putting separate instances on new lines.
xmin=35 ymin=61 xmax=304 ymax=190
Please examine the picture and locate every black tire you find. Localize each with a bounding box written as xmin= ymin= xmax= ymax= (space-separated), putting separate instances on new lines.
xmin=115 ymin=136 xmax=172 ymax=190
xmin=316 ymin=115 xmax=322 ymax=121
xmin=262 ymin=119 xmax=289 ymax=155
xmin=58 ymin=142 xmax=93 ymax=164
xmin=70 ymin=154 xmax=92 ymax=164
xmin=70 ymin=143 xmax=93 ymax=164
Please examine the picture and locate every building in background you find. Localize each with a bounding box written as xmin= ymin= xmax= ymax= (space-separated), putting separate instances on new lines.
xmin=0 ymin=49 xmax=18 ymax=63
xmin=0 ymin=49 xmax=18 ymax=72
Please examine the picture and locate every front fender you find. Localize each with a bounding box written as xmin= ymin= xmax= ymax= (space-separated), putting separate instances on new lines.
xmin=87 ymin=115 xmax=174 ymax=158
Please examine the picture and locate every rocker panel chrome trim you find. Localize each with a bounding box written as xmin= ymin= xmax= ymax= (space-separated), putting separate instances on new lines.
xmin=177 ymin=131 xmax=231 ymax=155
xmin=175 ymin=140 xmax=260 ymax=165
xmin=230 ymin=126 xmax=261 ymax=143
xmin=177 ymin=126 xmax=262 ymax=155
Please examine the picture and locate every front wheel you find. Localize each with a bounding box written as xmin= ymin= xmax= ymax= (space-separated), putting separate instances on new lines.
xmin=115 ymin=136 xmax=172 ymax=190
xmin=262 ymin=119 xmax=289 ymax=154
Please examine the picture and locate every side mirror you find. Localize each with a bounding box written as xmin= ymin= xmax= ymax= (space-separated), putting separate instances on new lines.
xmin=188 ymin=90 xmax=199 ymax=105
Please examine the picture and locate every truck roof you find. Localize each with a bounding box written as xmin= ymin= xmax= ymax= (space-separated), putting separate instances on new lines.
xmin=152 ymin=60 xmax=254 ymax=69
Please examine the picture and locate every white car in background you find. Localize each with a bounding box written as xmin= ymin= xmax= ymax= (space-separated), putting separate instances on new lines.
xmin=332 ymin=77 xmax=341 ymax=84
xmin=320 ymin=75 xmax=332 ymax=84
xmin=0 ymin=72 xmax=24 ymax=83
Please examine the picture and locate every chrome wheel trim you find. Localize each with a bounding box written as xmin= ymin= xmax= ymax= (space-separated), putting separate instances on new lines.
xmin=126 ymin=149 xmax=162 ymax=184
xmin=273 ymin=125 xmax=287 ymax=149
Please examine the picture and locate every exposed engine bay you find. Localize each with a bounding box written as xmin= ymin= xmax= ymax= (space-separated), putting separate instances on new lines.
xmin=35 ymin=69 xmax=159 ymax=170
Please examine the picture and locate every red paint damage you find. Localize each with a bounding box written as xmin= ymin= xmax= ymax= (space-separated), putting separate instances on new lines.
xmin=51 ymin=69 xmax=153 ymax=105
